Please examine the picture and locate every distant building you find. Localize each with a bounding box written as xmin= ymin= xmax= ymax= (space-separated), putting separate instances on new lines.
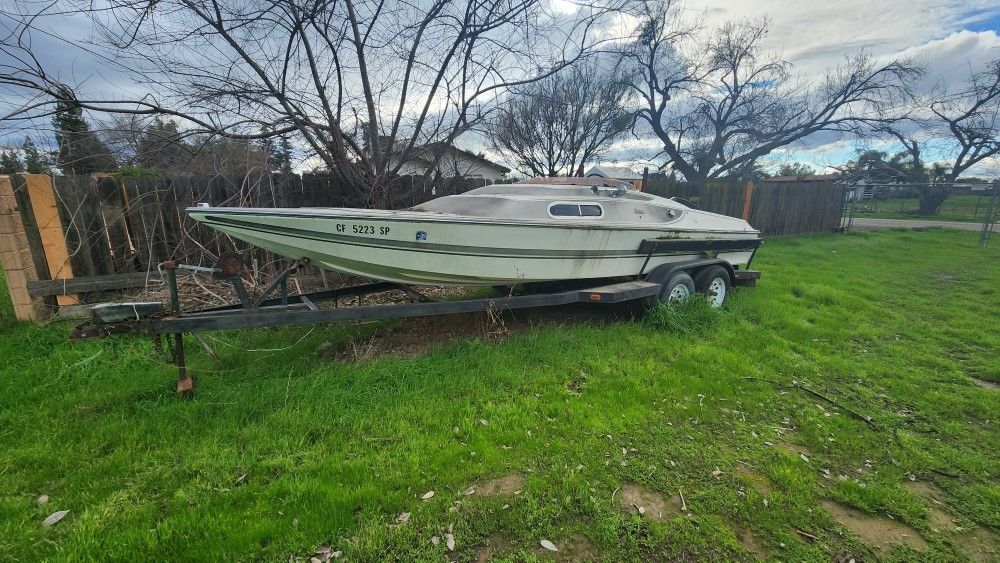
xmin=584 ymin=165 xmax=643 ymax=182
xmin=766 ymin=173 xmax=842 ymax=183
xmin=392 ymin=142 xmax=510 ymax=181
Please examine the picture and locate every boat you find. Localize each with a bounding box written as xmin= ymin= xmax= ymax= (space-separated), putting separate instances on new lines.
xmin=186 ymin=178 xmax=761 ymax=286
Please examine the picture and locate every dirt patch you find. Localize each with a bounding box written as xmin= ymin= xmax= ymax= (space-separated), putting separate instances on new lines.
xmin=330 ymin=302 xmax=629 ymax=361
xmin=733 ymin=526 xmax=766 ymax=558
xmin=904 ymin=480 xmax=948 ymax=503
xmin=821 ymin=500 xmax=927 ymax=553
xmin=618 ymin=483 xmax=683 ymax=521
xmin=972 ymin=378 xmax=999 ymax=390
xmin=958 ymin=527 xmax=1000 ymax=563
xmin=334 ymin=312 xmax=510 ymax=360
xmin=773 ymin=439 xmax=811 ymax=457
xmin=902 ymin=481 xmax=999 ymax=559
xmin=533 ymin=534 xmax=599 ymax=561
xmin=736 ymin=467 xmax=774 ymax=496
xmin=904 ymin=481 xmax=956 ymax=532
xmin=474 ymin=473 xmax=526 ymax=497
xmin=474 ymin=533 xmax=516 ymax=563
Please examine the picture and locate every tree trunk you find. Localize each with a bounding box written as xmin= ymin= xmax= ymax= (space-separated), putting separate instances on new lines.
xmin=917 ymin=185 xmax=950 ymax=215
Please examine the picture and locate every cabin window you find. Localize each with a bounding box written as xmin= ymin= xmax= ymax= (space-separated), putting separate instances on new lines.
xmin=548 ymin=202 xmax=604 ymax=218
xmin=549 ymin=203 xmax=580 ymax=216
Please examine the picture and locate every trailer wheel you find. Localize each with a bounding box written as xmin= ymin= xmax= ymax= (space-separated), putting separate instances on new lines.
xmin=658 ymin=272 xmax=695 ymax=305
xmin=693 ymin=265 xmax=731 ymax=308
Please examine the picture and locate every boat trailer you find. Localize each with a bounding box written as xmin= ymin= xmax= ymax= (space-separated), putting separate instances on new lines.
xmin=69 ymin=240 xmax=761 ymax=394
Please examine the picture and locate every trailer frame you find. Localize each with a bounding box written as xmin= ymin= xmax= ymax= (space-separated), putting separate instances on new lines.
xmin=69 ymin=239 xmax=761 ymax=394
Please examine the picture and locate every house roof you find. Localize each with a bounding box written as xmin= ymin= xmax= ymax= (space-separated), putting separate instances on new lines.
xmin=584 ymin=165 xmax=643 ymax=181
xmin=768 ymin=173 xmax=841 ymax=183
xmin=405 ymin=142 xmax=511 ymax=174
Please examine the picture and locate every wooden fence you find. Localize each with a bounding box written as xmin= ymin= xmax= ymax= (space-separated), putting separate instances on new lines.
xmin=1 ymin=173 xmax=844 ymax=320
xmin=642 ymin=176 xmax=846 ymax=236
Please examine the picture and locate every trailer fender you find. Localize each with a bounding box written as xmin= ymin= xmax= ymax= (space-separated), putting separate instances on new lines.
xmin=643 ymin=259 xmax=736 ymax=286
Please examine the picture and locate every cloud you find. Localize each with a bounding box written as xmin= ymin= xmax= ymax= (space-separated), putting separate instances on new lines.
xmin=683 ymin=0 xmax=1000 ymax=77
xmin=892 ymin=30 xmax=1000 ymax=92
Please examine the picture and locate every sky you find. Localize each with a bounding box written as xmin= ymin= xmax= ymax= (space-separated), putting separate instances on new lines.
xmin=2 ymin=0 xmax=1000 ymax=176
xmin=624 ymin=0 xmax=1000 ymax=176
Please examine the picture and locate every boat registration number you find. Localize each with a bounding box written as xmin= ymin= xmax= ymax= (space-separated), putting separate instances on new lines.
xmin=335 ymin=224 xmax=390 ymax=236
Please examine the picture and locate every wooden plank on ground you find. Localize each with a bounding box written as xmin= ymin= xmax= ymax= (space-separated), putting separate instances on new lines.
xmin=24 ymin=174 xmax=78 ymax=306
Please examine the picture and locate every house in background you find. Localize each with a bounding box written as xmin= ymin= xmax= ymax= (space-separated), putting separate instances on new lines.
xmin=584 ymin=165 xmax=643 ymax=183
xmin=392 ymin=142 xmax=510 ymax=181
xmin=767 ymin=173 xmax=877 ymax=200
xmin=766 ymin=173 xmax=842 ymax=183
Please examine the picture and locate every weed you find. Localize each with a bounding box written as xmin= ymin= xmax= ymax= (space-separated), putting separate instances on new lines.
xmin=643 ymin=295 xmax=724 ymax=335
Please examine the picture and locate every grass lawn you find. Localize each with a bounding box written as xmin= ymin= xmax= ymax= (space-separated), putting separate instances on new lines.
xmin=1 ymin=229 xmax=998 ymax=561
xmin=854 ymin=194 xmax=998 ymax=223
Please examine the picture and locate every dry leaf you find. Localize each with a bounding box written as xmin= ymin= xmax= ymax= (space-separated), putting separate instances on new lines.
xmin=445 ymin=533 xmax=455 ymax=551
xmin=463 ymin=486 xmax=475 ymax=496
xmin=540 ymin=539 xmax=559 ymax=552
xmin=431 ymin=535 xmax=440 ymax=546
xmin=799 ymin=453 xmax=810 ymax=463
xmin=711 ymin=468 xmax=723 ymax=478
xmin=421 ymin=490 xmax=435 ymax=500
xmin=37 ymin=495 xmax=49 ymax=505
xmin=396 ymin=512 xmax=410 ymax=524
xmin=42 ymin=510 xmax=69 ymax=526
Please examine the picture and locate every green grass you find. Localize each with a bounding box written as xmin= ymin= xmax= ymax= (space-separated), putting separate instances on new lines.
xmin=854 ymin=194 xmax=998 ymax=222
xmin=1 ymin=230 xmax=998 ymax=561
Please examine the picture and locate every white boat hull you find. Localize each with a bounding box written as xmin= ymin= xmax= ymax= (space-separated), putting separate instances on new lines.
xmin=188 ymin=208 xmax=760 ymax=285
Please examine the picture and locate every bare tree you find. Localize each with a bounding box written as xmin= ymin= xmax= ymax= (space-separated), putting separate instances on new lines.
xmin=99 ymin=114 xmax=153 ymax=168
xmin=486 ymin=60 xmax=633 ymax=176
xmin=622 ymin=2 xmax=922 ymax=181
xmin=930 ymin=59 xmax=1000 ymax=181
xmin=1 ymin=0 xmax=618 ymax=203
xmin=868 ymin=59 xmax=1000 ymax=214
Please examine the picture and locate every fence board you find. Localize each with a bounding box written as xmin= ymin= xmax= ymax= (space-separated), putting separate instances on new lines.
xmin=643 ymin=176 xmax=844 ymax=235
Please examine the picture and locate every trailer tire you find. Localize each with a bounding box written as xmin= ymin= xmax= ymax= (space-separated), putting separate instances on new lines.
xmin=693 ymin=265 xmax=731 ymax=308
xmin=658 ymin=272 xmax=695 ymax=305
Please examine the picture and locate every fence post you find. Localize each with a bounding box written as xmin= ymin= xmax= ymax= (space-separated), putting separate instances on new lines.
xmin=24 ymin=174 xmax=78 ymax=306
xmin=980 ymin=181 xmax=998 ymax=248
xmin=742 ymin=180 xmax=754 ymax=220
xmin=0 ymin=175 xmax=47 ymax=320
